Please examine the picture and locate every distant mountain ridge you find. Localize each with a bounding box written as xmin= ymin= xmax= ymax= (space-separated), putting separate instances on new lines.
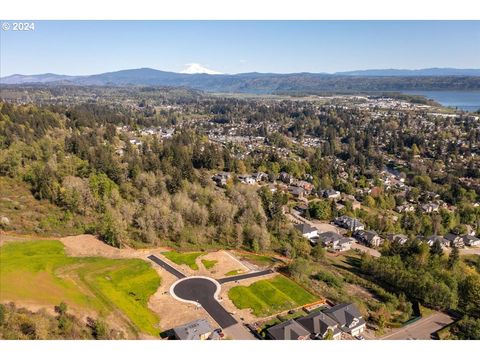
xmin=2 ymin=67 xmax=480 ymax=93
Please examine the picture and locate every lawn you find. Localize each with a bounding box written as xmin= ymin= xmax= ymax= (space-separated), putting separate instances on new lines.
xmin=162 ymin=251 xmax=203 ymax=270
xmin=201 ymin=259 xmax=218 ymax=270
xmin=225 ymin=269 xmax=244 ymax=276
xmin=228 ymin=275 xmax=317 ymax=317
xmin=0 ymin=240 xmax=161 ymax=336
xmin=234 ymin=252 xmax=278 ymax=268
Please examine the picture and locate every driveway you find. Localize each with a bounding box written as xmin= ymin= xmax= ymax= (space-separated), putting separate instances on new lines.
xmin=381 ymin=312 xmax=455 ymax=340
xmin=172 ymin=277 xmax=238 ymax=329
xmin=218 ymin=269 xmax=274 ymax=284
xmin=147 ymin=254 xmax=186 ymax=278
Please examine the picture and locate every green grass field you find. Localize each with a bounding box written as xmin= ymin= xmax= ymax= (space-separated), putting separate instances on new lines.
xmin=0 ymin=240 xmax=161 ymax=336
xmin=225 ymin=269 xmax=244 ymax=276
xmin=234 ymin=252 xmax=278 ymax=267
xmin=162 ymin=251 xmax=203 ymax=270
xmin=201 ymin=259 xmax=217 ymax=270
xmin=228 ymin=275 xmax=317 ymax=317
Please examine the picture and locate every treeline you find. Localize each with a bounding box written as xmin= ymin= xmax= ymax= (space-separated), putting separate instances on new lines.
xmin=360 ymin=240 xmax=480 ymax=338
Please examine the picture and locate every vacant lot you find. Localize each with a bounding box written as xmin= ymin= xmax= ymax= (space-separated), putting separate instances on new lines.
xmin=201 ymin=259 xmax=218 ymax=270
xmin=0 ymin=240 xmax=161 ymax=336
xmin=232 ymin=251 xmax=280 ymax=269
xmin=162 ymin=251 xmax=203 ymax=270
xmin=228 ymin=275 xmax=317 ymax=317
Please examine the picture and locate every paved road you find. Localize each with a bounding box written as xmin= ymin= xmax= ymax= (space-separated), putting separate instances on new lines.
xmin=381 ymin=312 xmax=455 ymax=340
xmin=217 ymin=269 xmax=274 ymax=284
xmin=172 ymin=277 xmax=238 ymax=329
xmin=147 ymin=255 xmax=186 ymax=279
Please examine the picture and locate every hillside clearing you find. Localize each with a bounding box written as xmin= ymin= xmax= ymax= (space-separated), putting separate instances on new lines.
xmin=0 ymin=240 xmax=161 ymax=336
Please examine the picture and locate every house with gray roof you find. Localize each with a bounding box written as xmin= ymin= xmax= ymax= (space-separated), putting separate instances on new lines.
xmin=173 ymin=319 xmax=214 ymax=340
xmin=462 ymin=235 xmax=480 ymax=247
xmin=444 ymin=233 xmax=465 ymax=248
xmin=354 ymin=230 xmax=383 ymax=247
xmin=317 ymin=231 xmax=354 ymax=252
xmin=295 ymin=223 xmax=318 ymax=242
xmin=296 ymin=311 xmax=342 ymax=340
xmin=266 ymin=319 xmax=311 ymax=340
xmin=426 ymin=235 xmax=448 ymax=247
xmin=334 ymin=216 xmax=365 ymax=232
xmin=323 ymin=303 xmax=366 ymax=336
xmin=387 ymin=234 xmax=409 ymax=245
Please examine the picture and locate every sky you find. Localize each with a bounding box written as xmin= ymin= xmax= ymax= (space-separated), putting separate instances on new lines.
xmin=1 ymin=21 xmax=479 ymax=76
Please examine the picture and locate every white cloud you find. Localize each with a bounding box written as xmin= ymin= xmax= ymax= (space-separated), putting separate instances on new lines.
xmin=180 ymin=63 xmax=222 ymax=75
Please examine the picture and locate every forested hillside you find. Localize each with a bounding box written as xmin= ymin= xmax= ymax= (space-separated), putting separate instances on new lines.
xmin=0 ymin=101 xmax=299 ymax=253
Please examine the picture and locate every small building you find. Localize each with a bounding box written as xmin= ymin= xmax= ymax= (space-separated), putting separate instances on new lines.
xmin=317 ymin=231 xmax=354 ymax=252
xmin=295 ymin=223 xmax=318 ymax=241
xmin=396 ymin=204 xmax=415 ymax=213
xmin=212 ymin=172 xmax=231 ymax=187
xmin=238 ymin=174 xmax=256 ymax=185
xmin=334 ymin=216 xmax=365 ymax=232
xmin=444 ymin=233 xmax=465 ymax=248
xmin=387 ymin=234 xmax=409 ymax=245
xmin=252 ymin=172 xmax=269 ymax=182
xmin=293 ymin=180 xmax=314 ymax=194
xmin=266 ymin=319 xmax=311 ymax=340
xmin=462 ymin=235 xmax=480 ymax=247
xmin=173 ymin=319 xmax=214 ymax=340
xmin=323 ymin=189 xmax=341 ymax=200
xmin=289 ymin=186 xmax=306 ymax=199
xmin=297 ymin=311 xmax=342 ymax=340
xmin=323 ymin=303 xmax=366 ymax=337
xmin=426 ymin=235 xmax=447 ymax=247
xmin=421 ymin=203 xmax=440 ymax=213
xmin=279 ymin=172 xmax=294 ymax=185
xmin=355 ymin=230 xmax=383 ymax=247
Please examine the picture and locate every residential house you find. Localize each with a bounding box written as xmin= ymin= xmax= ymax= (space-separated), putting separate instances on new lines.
xmin=212 ymin=172 xmax=231 ymax=187
xmin=266 ymin=319 xmax=311 ymax=340
xmin=279 ymin=172 xmax=294 ymax=185
xmin=426 ymin=235 xmax=448 ymax=247
xmin=462 ymin=235 xmax=480 ymax=247
xmin=421 ymin=203 xmax=440 ymax=213
xmin=317 ymin=231 xmax=354 ymax=252
xmin=293 ymin=180 xmax=314 ymax=194
xmin=252 ymin=172 xmax=269 ymax=183
xmin=289 ymin=186 xmax=306 ymax=199
xmin=355 ymin=230 xmax=383 ymax=247
xmin=334 ymin=216 xmax=365 ymax=232
xmin=294 ymin=203 xmax=309 ymax=216
xmin=444 ymin=233 xmax=465 ymax=248
xmin=323 ymin=303 xmax=366 ymax=337
xmin=323 ymin=189 xmax=341 ymax=200
xmin=387 ymin=234 xmax=409 ymax=245
xmin=396 ymin=204 xmax=415 ymax=213
xmin=238 ymin=174 xmax=256 ymax=185
xmin=295 ymin=223 xmax=318 ymax=242
xmin=173 ymin=319 xmax=215 ymax=340
xmin=297 ymin=312 xmax=342 ymax=340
